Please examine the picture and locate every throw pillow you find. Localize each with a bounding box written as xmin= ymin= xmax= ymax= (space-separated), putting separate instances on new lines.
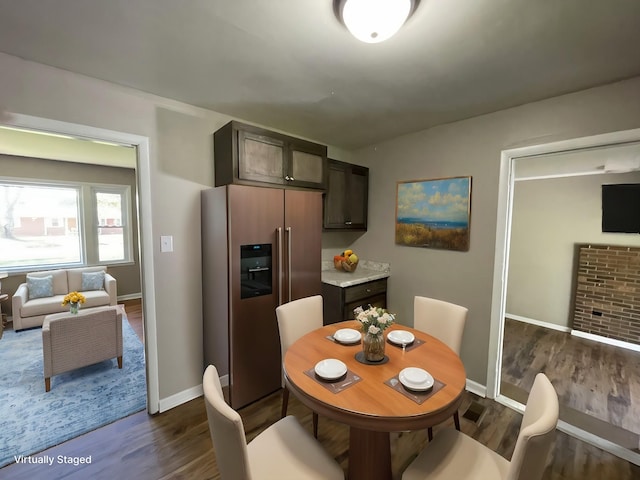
xmin=27 ymin=275 xmax=54 ymax=300
xmin=81 ymin=271 xmax=105 ymax=291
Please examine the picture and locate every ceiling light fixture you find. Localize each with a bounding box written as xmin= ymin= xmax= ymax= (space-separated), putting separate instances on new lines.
xmin=334 ymin=0 xmax=419 ymax=44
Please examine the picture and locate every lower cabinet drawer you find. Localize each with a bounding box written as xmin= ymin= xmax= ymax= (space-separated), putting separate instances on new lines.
xmin=344 ymin=278 xmax=387 ymax=303
xmin=322 ymin=277 xmax=389 ymax=325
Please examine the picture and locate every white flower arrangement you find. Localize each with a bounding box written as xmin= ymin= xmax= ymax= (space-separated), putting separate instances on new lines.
xmin=354 ymin=305 xmax=395 ymax=336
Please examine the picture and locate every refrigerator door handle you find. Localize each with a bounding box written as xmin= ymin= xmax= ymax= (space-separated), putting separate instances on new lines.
xmin=286 ymin=226 xmax=292 ymax=302
xmin=277 ymin=227 xmax=283 ymax=305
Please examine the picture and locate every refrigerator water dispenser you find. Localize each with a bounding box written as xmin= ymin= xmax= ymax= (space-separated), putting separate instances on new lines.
xmin=240 ymin=244 xmax=273 ymax=299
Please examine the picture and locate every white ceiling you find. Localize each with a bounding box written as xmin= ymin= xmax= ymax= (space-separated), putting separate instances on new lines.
xmin=0 ymin=0 xmax=639 ymax=149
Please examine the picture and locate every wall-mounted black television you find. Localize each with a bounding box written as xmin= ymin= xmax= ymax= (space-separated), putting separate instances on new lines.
xmin=601 ymin=183 xmax=640 ymax=233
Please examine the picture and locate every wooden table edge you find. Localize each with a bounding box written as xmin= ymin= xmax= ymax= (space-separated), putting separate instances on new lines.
xmin=284 ymin=374 xmax=466 ymax=432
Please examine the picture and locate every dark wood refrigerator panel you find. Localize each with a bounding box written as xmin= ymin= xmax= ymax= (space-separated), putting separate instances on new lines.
xmin=202 ymin=185 xmax=323 ymax=410
xmin=284 ymin=190 xmax=322 ymax=302
xmin=228 ymin=185 xmax=284 ymax=408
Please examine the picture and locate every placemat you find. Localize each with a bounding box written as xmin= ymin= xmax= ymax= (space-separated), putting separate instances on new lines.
xmin=386 ymin=337 xmax=425 ymax=352
xmin=384 ymin=375 xmax=446 ymax=404
xmin=304 ymin=368 xmax=362 ymax=393
xmin=325 ymin=335 xmax=361 ymax=346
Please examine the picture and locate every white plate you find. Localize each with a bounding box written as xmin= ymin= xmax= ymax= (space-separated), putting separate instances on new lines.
xmin=334 ymin=328 xmax=362 ymax=344
xmin=399 ymin=367 xmax=434 ymax=391
xmin=387 ymin=330 xmax=415 ymax=346
xmin=314 ymin=359 xmax=348 ymax=380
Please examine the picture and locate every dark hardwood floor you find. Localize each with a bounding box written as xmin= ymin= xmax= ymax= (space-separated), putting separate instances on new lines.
xmin=502 ymin=318 xmax=640 ymax=450
xmin=2 ymin=386 xmax=638 ymax=479
xmin=3 ymin=303 xmax=638 ymax=479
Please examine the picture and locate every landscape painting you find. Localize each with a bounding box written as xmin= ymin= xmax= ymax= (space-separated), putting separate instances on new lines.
xmin=396 ymin=176 xmax=471 ymax=251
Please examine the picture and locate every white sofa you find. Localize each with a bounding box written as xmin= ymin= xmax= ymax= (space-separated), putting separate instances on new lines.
xmin=12 ymin=266 xmax=117 ymax=331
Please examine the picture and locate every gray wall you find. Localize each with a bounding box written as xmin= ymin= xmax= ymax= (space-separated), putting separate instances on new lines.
xmin=507 ymin=172 xmax=640 ymax=328
xmin=348 ymin=76 xmax=640 ymax=385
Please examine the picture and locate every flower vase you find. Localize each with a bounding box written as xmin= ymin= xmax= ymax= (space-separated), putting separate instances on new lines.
xmin=69 ymin=302 xmax=79 ymax=314
xmin=362 ymin=332 xmax=385 ymax=362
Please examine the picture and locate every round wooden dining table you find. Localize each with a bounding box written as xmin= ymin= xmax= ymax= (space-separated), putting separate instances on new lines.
xmin=283 ymin=320 xmax=466 ymax=480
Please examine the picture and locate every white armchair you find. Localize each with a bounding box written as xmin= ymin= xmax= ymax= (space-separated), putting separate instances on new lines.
xmin=42 ymin=306 xmax=123 ymax=391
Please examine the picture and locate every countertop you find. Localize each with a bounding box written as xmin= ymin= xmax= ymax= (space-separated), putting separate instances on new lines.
xmin=321 ymin=260 xmax=390 ymax=288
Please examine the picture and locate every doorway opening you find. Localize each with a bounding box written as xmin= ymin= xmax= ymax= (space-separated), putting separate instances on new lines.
xmin=489 ymin=128 xmax=640 ymax=465
xmin=0 ymin=112 xmax=159 ymax=414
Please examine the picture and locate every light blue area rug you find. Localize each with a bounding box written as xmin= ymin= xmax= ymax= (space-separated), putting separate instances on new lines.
xmin=0 ymin=315 xmax=146 ymax=467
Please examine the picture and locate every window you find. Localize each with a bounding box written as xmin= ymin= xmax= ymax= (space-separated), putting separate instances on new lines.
xmin=93 ymin=188 xmax=130 ymax=263
xmin=0 ymin=181 xmax=132 ymax=271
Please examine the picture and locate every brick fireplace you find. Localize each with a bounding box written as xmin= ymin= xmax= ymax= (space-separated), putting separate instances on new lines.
xmin=572 ymin=244 xmax=640 ymax=345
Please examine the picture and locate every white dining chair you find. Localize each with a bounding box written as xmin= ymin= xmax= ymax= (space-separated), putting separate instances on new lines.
xmin=203 ymin=364 xmax=344 ymax=480
xmin=276 ymin=294 xmax=323 ymax=437
xmin=402 ymin=373 xmax=559 ymax=480
xmin=414 ymin=295 xmax=468 ymax=440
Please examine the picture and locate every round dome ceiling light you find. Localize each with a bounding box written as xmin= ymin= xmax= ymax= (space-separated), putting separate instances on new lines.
xmin=334 ymin=0 xmax=419 ymax=43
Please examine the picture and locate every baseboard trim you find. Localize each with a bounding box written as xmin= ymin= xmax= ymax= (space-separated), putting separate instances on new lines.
xmin=505 ymin=313 xmax=571 ymax=333
xmin=158 ymin=375 xmax=228 ymax=413
xmin=497 ymin=393 xmax=640 ymax=466
xmin=466 ymin=379 xmax=486 ymax=398
xmin=557 ymin=420 xmax=640 ymax=466
xmin=571 ymin=330 xmax=640 ymax=353
xmin=158 ymin=384 xmax=203 ymax=413
xmin=118 ymin=293 xmax=143 ymax=302
xmin=495 ymin=393 xmax=525 ymax=413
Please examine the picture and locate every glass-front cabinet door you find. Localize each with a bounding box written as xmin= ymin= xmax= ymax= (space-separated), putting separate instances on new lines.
xmin=238 ymin=130 xmax=286 ymax=186
xmin=214 ymin=120 xmax=327 ymax=190
xmin=288 ymin=143 xmax=326 ymax=189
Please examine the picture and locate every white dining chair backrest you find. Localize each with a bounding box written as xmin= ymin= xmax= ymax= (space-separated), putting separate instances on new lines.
xmin=507 ymin=373 xmax=559 ymax=480
xmin=413 ymin=296 xmax=468 ymax=354
xmin=276 ymin=295 xmax=323 ymax=369
xmin=203 ymin=364 xmax=252 ymax=479
xmin=203 ymin=364 xmax=345 ymax=479
xmin=401 ymin=373 xmax=558 ymax=480
xmin=276 ymin=295 xmax=324 ymax=436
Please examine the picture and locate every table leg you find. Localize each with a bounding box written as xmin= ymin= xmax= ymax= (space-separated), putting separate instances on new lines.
xmin=348 ymin=427 xmax=392 ymax=480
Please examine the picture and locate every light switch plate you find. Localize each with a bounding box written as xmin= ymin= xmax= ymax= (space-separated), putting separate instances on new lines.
xmin=160 ymin=235 xmax=173 ymax=253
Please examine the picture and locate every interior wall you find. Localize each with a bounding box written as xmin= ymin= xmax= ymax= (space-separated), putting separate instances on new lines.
xmin=507 ymin=171 xmax=640 ymax=328
xmin=350 ymin=75 xmax=640 ymax=385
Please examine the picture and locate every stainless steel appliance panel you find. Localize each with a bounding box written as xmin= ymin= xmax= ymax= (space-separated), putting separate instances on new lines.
xmin=202 ymin=184 xmax=322 ymax=409
xmin=228 ymin=185 xmax=283 ymax=408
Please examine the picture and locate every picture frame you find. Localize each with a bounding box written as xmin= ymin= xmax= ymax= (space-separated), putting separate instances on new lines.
xmin=395 ymin=176 xmax=472 ymax=251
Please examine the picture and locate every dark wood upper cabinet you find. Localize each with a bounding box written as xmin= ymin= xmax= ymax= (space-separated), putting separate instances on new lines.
xmin=323 ymin=159 xmax=369 ymax=230
xmin=214 ymin=120 xmax=327 ymax=190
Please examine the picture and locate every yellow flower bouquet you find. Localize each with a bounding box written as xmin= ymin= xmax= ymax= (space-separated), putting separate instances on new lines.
xmin=62 ymin=291 xmax=86 ymax=314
